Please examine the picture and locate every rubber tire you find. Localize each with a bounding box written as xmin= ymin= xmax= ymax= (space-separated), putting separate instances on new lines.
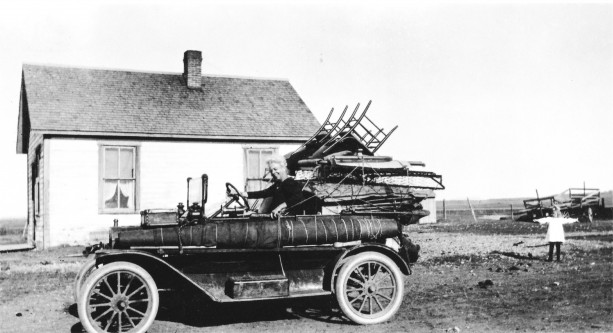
xmin=73 ymin=259 xmax=100 ymax=303
xmin=335 ymin=252 xmax=404 ymax=324
xmin=78 ymin=261 xmax=159 ymax=333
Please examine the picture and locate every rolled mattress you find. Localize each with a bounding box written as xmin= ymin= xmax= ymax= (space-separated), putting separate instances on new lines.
xmin=116 ymin=215 xmax=399 ymax=249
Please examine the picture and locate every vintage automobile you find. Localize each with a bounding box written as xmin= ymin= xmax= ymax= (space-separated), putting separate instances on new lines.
xmin=74 ymin=102 xmax=443 ymax=333
xmin=75 ymin=176 xmax=421 ymax=332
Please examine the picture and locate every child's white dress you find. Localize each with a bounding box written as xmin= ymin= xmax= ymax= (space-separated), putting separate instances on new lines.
xmin=535 ymin=217 xmax=577 ymax=242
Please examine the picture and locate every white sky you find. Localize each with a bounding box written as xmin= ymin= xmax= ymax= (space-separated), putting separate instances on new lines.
xmin=0 ymin=0 xmax=611 ymax=218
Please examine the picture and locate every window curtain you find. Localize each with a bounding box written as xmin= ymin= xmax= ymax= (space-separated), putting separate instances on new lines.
xmin=104 ymin=181 xmax=118 ymax=208
xmin=119 ymin=180 xmax=134 ymax=209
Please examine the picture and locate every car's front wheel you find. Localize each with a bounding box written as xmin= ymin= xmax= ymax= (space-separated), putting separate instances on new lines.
xmin=77 ymin=261 xmax=159 ymax=333
xmin=335 ymin=251 xmax=404 ymax=324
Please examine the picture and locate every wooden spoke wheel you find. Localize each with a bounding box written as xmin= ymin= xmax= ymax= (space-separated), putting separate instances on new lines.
xmin=586 ymin=207 xmax=593 ymax=223
xmin=78 ymin=262 xmax=159 ymax=333
xmin=74 ymin=259 xmax=101 ymax=303
xmin=335 ymin=252 xmax=404 ymax=324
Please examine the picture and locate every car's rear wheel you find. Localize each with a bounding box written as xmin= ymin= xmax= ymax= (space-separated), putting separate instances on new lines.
xmin=335 ymin=252 xmax=404 ymax=324
xmin=78 ymin=262 xmax=159 ymax=333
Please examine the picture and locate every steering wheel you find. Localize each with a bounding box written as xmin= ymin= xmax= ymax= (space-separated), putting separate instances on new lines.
xmin=225 ymin=182 xmax=250 ymax=211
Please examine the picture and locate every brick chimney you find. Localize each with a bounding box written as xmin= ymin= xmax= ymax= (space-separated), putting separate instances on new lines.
xmin=183 ymin=50 xmax=202 ymax=89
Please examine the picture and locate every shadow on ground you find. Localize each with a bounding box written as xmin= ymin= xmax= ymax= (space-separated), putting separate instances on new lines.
xmin=69 ymin=293 xmax=350 ymax=331
xmin=491 ymin=250 xmax=542 ymax=261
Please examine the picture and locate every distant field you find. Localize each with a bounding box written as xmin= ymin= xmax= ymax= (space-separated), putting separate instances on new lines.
xmin=439 ymin=190 xmax=613 ymax=211
xmin=437 ymin=190 xmax=613 ymax=222
xmin=437 ymin=197 xmax=527 ymax=211
xmin=0 ymin=218 xmax=27 ymax=245
xmin=0 ymin=218 xmax=26 ymax=228
xmin=436 ymin=198 xmax=527 ymax=223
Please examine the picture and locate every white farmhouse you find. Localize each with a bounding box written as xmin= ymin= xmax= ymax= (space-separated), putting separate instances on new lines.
xmin=16 ymin=50 xmax=320 ymax=249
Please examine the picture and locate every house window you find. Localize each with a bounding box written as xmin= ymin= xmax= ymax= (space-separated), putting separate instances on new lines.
xmin=244 ymin=147 xmax=278 ymax=210
xmin=100 ymin=145 xmax=138 ymax=213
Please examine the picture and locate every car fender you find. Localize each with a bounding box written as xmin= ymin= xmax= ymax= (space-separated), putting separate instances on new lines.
xmin=94 ymin=249 xmax=219 ymax=301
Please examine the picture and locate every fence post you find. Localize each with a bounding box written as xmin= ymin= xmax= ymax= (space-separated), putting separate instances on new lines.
xmin=443 ymin=199 xmax=447 ymax=221
xmin=510 ymin=204 xmax=514 ymax=221
xmin=21 ymin=219 xmax=29 ymax=240
xmin=467 ymin=198 xmax=477 ymax=223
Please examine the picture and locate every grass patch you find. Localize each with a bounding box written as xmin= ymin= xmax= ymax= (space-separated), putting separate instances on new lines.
xmin=0 ymin=246 xmax=86 ymax=304
xmin=0 ymin=225 xmax=24 ymax=236
xmin=0 ymin=270 xmax=76 ymax=304
xmin=0 ymin=234 xmax=27 ymax=245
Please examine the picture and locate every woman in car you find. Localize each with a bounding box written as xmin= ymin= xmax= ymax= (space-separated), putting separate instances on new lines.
xmin=242 ymin=157 xmax=305 ymax=218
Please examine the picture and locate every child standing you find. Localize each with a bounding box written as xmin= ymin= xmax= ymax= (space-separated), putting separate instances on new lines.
xmin=536 ymin=205 xmax=577 ymax=262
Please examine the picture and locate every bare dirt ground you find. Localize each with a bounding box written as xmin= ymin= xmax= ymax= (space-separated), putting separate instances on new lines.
xmin=1 ymin=219 xmax=611 ymax=333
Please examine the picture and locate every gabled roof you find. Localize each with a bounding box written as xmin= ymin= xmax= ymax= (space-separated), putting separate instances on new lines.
xmin=17 ymin=64 xmax=320 ymax=153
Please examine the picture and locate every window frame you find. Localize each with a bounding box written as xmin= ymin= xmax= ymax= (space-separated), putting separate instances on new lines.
xmin=98 ymin=142 xmax=140 ymax=214
xmin=243 ymin=145 xmax=279 ymax=188
xmin=243 ymin=146 xmax=279 ymax=209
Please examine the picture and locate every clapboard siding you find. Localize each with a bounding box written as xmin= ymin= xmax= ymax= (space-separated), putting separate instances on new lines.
xmin=48 ymin=139 xmax=106 ymax=246
xmin=47 ymin=137 xmax=298 ymax=246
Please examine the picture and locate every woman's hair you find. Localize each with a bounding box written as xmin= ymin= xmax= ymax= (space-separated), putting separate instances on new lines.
xmin=266 ymin=156 xmax=288 ymax=169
